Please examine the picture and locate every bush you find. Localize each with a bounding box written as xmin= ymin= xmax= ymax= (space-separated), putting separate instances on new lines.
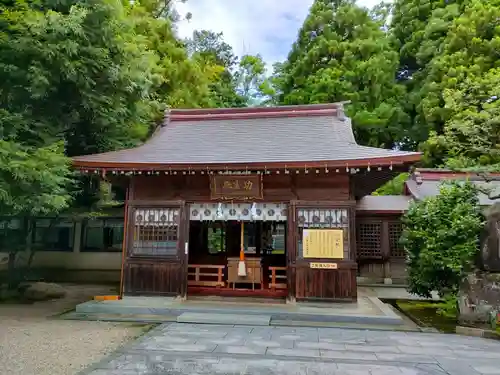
xmin=401 ymin=180 xmax=484 ymax=299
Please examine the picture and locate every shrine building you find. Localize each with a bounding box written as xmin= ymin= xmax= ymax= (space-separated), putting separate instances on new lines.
xmin=72 ymin=103 xmax=421 ymax=302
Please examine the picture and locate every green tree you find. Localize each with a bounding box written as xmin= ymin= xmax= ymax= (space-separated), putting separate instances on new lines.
xmin=1 ymin=0 xmax=160 ymax=156
xmin=391 ymin=0 xmax=464 ymax=80
xmin=128 ymin=1 xmax=218 ymax=112
xmin=0 ymin=0 xmax=162 ymax=285
xmin=235 ymin=54 xmax=274 ymax=106
xmin=418 ymin=0 xmax=500 ymax=167
xmin=0 ymin=140 xmax=73 ymax=287
xmin=133 ymin=0 xmax=192 ymax=22
xmin=186 ymin=30 xmax=237 ymax=69
xmin=401 ymin=181 xmax=484 ymax=298
xmin=185 ymin=30 xmax=246 ymax=108
xmin=389 ymin=0 xmax=468 ymax=152
xmin=275 ymin=0 xmax=409 ymax=148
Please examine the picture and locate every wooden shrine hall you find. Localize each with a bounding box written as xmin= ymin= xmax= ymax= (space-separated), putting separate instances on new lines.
xmin=73 ymin=103 xmax=421 ymax=302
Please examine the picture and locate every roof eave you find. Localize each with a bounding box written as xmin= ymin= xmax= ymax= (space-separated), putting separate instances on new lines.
xmin=356 ymin=209 xmax=407 ymax=214
xmin=72 ymin=153 xmax=422 ymax=171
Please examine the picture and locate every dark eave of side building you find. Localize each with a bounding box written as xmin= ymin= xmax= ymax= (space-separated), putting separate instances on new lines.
xmin=405 ymin=169 xmax=500 ymax=206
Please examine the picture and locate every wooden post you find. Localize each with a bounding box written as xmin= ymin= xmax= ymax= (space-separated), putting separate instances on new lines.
xmin=119 ymin=186 xmax=130 ymax=298
xmin=195 ymin=267 xmax=200 ymax=283
xmin=217 ymin=267 xmax=223 ymax=288
xmin=381 ymin=220 xmax=391 ymax=284
xmin=271 ymin=268 xmax=276 ymax=291
xmin=240 ymin=221 xmax=244 ymax=257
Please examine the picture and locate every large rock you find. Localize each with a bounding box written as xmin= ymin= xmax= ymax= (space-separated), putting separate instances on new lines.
xmin=458 ymin=271 xmax=500 ymax=325
xmin=480 ymin=203 xmax=500 ymax=272
xmin=22 ymin=282 xmax=66 ymax=301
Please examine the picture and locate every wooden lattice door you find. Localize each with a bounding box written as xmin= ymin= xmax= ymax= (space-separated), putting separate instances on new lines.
xmin=123 ymin=202 xmax=189 ymax=297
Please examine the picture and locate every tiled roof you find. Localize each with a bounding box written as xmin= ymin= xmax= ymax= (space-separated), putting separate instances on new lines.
xmin=405 ymin=169 xmax=500 ymax=206
xmin=357 ymin=195 xmax=412 ymax=212
xmin=73 ymin=104 xmax=421 ymax=169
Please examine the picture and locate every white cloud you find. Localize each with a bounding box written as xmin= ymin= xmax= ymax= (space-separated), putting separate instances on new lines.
xmin=175 ymin=0 xmax=384 ymax=72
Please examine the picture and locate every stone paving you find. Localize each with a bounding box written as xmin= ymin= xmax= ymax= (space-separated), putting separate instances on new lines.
xmin=83 ymin=323 xmax=500 ymax=375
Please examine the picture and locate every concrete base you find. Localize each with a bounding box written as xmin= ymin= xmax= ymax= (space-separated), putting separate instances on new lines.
xmin=73 ymin=293 xmax=405 ymax=327
xmin=456 ymin=325 xmax=500 ymax=339
xmin=359 ymin=285 xmax=441 ymax=301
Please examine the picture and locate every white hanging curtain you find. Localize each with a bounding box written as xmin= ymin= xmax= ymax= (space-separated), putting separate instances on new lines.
xmin=189 ymin=203 xmax=288 ymax=221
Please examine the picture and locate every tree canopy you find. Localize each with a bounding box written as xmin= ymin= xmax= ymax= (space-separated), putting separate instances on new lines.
xmin=418 ymin=0 xmax=500 ymax=168
xmin=273 ymin=0 xmax=410 ymax=149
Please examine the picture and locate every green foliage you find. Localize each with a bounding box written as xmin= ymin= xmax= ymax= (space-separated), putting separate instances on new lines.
xmin=420 ymin=0 xmax=500 ymax=167
xmin=373 ymin=173 xmax=409 ymax=196
xmin=390 ymin=0 xmax=467 ymax=151
xmin=436 ymin=294 xmax=459 ymax=319
xmin=0 ymin=139 xmax=73 ymax=285
xmin=185 ymin=30 xmax=246 ymax=108
xmin=391 ymin=0 xmax=466 ymax=81
xmin=185 ymin=30 xmax=274 ymax=107
xmin=396 ymin=300 xmax=458 ymax=331
xmin=235 ymin=54 xmax=274 ymax=106
xmin=0 ymin=141 xmax=73 ymax=216
xmin=390 ymin=0 xmax=500 ymax=169
xmin=130 ymin=4 xmax=220 ymax=111
xmin=186 ymin=30 xmax=238 ymax=69
xmin=401 ymin=181 xmax=484 ymax=298
xmin=1 ymin=0 xmax=160 ymax=156
xmin=274 ymin=0 xmax=410 ymax=148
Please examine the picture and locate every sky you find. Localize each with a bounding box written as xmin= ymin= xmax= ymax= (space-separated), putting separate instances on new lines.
xmin=175 ymin=0 xmax=382 ymax=72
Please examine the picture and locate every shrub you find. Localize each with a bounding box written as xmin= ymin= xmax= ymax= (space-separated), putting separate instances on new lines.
xmin=401 ymin=180 xmax=484 ymax=298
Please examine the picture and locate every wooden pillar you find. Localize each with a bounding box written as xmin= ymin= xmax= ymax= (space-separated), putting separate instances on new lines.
xmin=286 ymin=201 xmax=297 ymax=304
xmin=178 ymin=202 xmax=191 ymax=300
xmin=119 ymin=186 xmax=130 ymax=298
xmin=349 ymin=206 xmax=358 ymax=299
xmin=381 ymin=220 xmax=392 ymax=284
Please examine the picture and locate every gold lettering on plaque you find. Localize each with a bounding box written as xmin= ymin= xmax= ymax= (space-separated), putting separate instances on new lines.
xmin=223 ymin=180 xmax=240 ymax=189
xmin=210 ymin=175 xmax=263 ymax=200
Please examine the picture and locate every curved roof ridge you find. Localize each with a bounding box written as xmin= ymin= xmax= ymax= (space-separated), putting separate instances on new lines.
xmin=72 ymin=103 xmax=421 ymax=169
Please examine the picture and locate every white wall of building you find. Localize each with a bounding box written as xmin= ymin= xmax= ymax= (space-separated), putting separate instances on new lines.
xmin=30 ymin=251 xmax=121 ymax=270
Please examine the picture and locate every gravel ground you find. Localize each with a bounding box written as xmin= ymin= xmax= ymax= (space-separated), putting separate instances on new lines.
xmin=0 ymin=284 xmax=149 ymax=375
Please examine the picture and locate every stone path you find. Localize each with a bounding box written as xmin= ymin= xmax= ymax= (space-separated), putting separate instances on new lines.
xmin=83 ymin=323 xmax=500 ymax=375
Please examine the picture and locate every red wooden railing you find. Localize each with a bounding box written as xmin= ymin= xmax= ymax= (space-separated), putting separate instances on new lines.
xmin=188 ymin=264 xmax=225 ymax=288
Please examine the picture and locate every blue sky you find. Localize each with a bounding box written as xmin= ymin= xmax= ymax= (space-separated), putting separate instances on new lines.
xmin=176 ymin=0 xmax=383 ymax=73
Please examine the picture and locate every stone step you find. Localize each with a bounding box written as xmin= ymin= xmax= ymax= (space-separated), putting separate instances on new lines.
xmin=74 ymin=297 xmax=405 ymax=326
xmin=176 ymin=312 xmax=271 ymax=326
xmin=60 ymin=312 xmax=421 ymax=331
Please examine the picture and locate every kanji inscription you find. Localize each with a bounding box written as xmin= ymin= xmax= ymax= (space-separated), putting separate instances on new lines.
xmin=303 ymin=229 xmax=344 ymax=259
xmin=310 ymin=263 xmax=338 ymax=269
xmin=210 ymin=175 xmax=263 ymax=200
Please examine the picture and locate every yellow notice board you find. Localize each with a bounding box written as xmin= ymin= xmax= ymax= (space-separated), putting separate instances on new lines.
xmin=303 ymin=229 xmax=344 ymax=259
